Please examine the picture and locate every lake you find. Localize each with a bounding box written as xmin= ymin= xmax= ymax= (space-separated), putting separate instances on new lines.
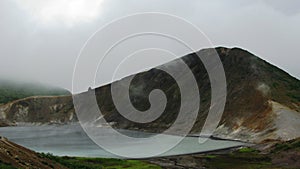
xmin=0 ymin=124 xmax=245 ymax=158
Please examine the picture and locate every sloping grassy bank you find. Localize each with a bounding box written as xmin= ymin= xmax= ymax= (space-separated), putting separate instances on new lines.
xmin=39 ymin=153 xmax=161 ymax=169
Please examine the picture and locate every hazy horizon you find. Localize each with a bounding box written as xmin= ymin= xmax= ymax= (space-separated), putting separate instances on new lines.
xmin=0 ymin=0 xmax=299 ymax=91
xmin=1 ymin=45 xmax=299 ymax=93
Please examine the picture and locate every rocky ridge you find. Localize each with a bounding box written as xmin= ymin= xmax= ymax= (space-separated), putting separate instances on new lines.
xmin=0 ymin=47 xmax=299 ymax=143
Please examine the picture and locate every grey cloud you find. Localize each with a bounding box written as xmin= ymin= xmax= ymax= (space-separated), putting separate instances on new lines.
xmin=0 ymin=0 xmax=299 ymax=91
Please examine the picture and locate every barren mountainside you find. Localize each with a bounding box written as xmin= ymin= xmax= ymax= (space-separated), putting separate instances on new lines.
xmin=0 ymin=47 xmax=299 ymax=143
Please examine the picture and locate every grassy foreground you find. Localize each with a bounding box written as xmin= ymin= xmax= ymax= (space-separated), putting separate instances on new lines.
xmin=39 ymin=153 xmax=161 ymax=169
xmin=201 ymin=147 xmax=273 ymax=169
xmin=0 ymin=153 xmax=161 ymax=169
xmin=1 ymin=138 xmax=299 ymax=168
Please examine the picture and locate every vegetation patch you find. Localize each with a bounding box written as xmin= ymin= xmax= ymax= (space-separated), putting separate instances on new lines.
xmin=238 ymin=147 xmax=258 ymax=153
xmin=40 ymin=153 xmax=161 ymax=169
xmin=0 ymin=80 xmax=70 ymax=104
xmin=272 ymin=139 xmax=300 ymax=153
xmin=0 ymin=162 xmax=16 ymax=169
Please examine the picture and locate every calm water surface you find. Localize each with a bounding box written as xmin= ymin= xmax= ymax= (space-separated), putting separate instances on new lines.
xmin=0 ymin=124 xmax=244 ymax=158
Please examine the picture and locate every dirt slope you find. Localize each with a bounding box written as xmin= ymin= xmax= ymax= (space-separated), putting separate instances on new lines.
xmin=0 ymin=136 xmax=68 ymax=169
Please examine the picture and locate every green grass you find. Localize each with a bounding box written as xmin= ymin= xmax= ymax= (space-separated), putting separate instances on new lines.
xmin=272 ymin=139 xmax=300 ymax=153
xmin=202 ymin=139 xmax=300 ymax=169
xmin=204 ymin=155 xmax=217 ymax=159
xmin=205 ymin=148 xmax=273 ymax=169
xmin=40 ymin=153 xmax=161 ymax=169
xmin=0 ymin=162 xmax=17 ymax=169
xmin=1 ymin=141 xmax=299 ymax=169
xmin=238 ymin=147 xmax=258 ymax=153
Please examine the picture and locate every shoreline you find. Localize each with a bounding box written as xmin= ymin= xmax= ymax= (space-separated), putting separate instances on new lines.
xmin=136 ymin=145 xmax=245 ymax=160
xmin=1 ymin=124 xmax=254 ymax=160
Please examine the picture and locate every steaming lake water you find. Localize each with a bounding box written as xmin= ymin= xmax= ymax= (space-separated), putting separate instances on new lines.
xmin=0 ymin=124 xmax=245 ymax=158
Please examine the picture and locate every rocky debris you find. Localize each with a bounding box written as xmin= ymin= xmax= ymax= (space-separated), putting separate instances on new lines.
xmin=146 ymin=156 xmax=206 ymax=169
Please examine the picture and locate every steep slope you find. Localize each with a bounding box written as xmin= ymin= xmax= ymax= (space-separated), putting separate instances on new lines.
xmin=1 ymin=47 xmax=299 ymax=143
xmin=0 ymin=96 xmax=76 ymax=126
xmin=0 ymin=136 xmax=68 ymax=169
xmin=81 ymin=47 xmax=299 ymax=142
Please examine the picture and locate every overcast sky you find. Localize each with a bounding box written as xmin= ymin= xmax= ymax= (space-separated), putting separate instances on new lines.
xmin=0 ymin=0 xmax=299 ymax=92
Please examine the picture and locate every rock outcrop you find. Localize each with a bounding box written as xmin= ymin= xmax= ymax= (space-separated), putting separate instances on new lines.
xmin=0 ymin=96 xmax=76 ymax=125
